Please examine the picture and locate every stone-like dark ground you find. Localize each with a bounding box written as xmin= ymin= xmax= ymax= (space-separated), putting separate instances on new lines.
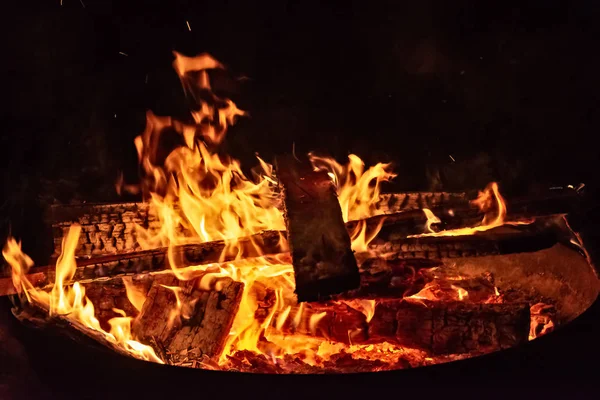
xmin=1 ymin=1 xmax=599 ymax=398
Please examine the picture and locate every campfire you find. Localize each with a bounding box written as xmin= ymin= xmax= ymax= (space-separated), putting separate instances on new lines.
xmin=1 ymin=52 xmax=597 ymax=374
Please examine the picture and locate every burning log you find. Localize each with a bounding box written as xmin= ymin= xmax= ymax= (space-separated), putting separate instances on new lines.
xmin=46 ymin=192 xmax=471 ymax=258
xmin=370 ymin=222 xmax=559 ymax=259
xmin=132 ymin=273 xmax=244 ymax=363
xmin=46 ymin=188 xmax=579 ymax=261
xmin=0 ymin=218 xmax=561 ymax=297
xmin=368 ymin=299 xmax=531 ymax=354
xmin=0 ymin=230 xmax=283 ymax=296
xmin=274 ymin=301 xmax=369 ymax=345
xmin=82 ymin=276 xmax=151 ymax=331
xmin=276 ymin=155 xmax=360 ymax=301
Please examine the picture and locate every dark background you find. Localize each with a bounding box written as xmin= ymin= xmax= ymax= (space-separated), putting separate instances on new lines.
xmin=1 ymin=1 xmax=599 ymax=398
xmin=2 ymin=0 xmax=599 ymax=259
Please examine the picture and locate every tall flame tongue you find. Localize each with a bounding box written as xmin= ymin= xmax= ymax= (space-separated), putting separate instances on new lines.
xmin=2 ymin=227 xmax=162 ymax=363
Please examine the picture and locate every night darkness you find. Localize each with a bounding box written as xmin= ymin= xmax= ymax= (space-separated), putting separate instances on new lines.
xmin=1 ymin=1 xmax=600 ymax=399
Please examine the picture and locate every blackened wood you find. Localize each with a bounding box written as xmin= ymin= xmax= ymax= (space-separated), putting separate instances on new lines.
xmin=132 ymin=273 xmax=244 ymax=361
xmin=368 ymin=299 xmax=530 ymax=354
xmin=276 ymin=155 xmax=360 ymax=301
xmin=47 ymin=202 xmax=151 ymax=257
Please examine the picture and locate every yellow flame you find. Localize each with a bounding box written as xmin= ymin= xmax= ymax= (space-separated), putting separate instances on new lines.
xmin=309 ymin=153 xmax=396 ymax=222
xmin=122 ymin=276 xmax=147 ymax=313
xmin=3 ymin=227 xmax=162 ymax=363
xmin=422 ymin=208 xmax=441 ymax=233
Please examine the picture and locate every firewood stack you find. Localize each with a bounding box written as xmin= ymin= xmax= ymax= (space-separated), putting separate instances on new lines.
xmin=0 ymin=177 xmax=579 ymax=372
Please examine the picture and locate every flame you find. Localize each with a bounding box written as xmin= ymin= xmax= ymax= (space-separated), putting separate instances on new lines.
xmin=122 ymin=52 xmax=398 ymax=364
xmin=422 ymin=208 xmax=441 ymax=233
xmin=309 ymin=153 xmax=396 ymax=222
xmin=409 ymin=182 xmax=508 ymax=238
xmin=2 ymin=226 xmax=162 ymax=363
xmin=122 ymin=276 xmax=146 ymax=312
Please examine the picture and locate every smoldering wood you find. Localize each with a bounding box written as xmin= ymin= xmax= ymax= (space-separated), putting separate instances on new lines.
xmin=132 ymin=273 xmax=244 ymax=362
xmin=276 ymin=155 xmax=360 ymax=301
xmin=368 ymin=299 xmax=531 ymax=354
xmin=271 ymin=301 xmax=369 ymax=345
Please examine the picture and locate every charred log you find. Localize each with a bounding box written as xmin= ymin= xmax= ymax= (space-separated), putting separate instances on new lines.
xmin=368 ymin=299 xmax=530 ymax=354
xmin=276 ymin=155 xmax=360 ymax=301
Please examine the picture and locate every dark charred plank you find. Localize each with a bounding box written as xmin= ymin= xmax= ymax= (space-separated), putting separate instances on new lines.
xmin=132 ymin=273 xmax=244 ymax=362
xmin=276 ymin=155 xmax=360 ymax=301
xmin=368 ymin=299 xmax=530 ymax=354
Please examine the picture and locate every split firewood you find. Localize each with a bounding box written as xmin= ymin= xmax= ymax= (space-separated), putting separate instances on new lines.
xmin=276 ymin=155 xmax=360 ymax=301
xmin=368 ymin=299 xmax=530 ymax=354
xmin=132 ymin=273 xmax=244 ymax=362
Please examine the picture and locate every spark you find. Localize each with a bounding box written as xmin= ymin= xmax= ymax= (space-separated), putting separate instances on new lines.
xmin=186 ymin=20 xmax=192 ymax=31
xmin=119 ymin=52 xmax=128 ymax=57
xmin=449 ymin=155 xmax=455 ymax=162
xmin=145 ymin=74 xmax=149 ymax=84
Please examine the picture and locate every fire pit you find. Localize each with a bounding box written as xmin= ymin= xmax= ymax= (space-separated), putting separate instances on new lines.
xmin=1 ymin=52 xmax=598 ymax=378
